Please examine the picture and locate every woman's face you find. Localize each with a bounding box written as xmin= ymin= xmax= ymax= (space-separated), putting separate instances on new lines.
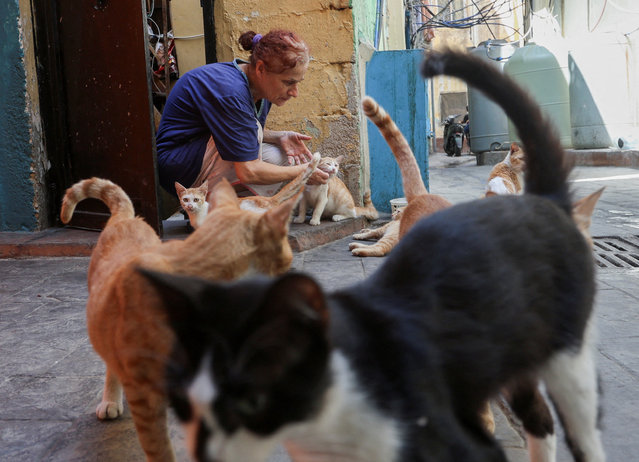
xmin=256 ymin=60 xmax=308 ymax=106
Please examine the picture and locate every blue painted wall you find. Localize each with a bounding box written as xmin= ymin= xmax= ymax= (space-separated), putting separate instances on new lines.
xmin=365 ymin=49 xmax=429 ymax=212
xmin=0 ymin=0 xmax=37 ymax=231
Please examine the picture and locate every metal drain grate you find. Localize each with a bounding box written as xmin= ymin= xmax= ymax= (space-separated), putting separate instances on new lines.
xmin=592 ymin=236 xmax=639 ymax=269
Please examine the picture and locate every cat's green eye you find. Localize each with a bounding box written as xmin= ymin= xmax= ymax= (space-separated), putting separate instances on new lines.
xmin=235 ymin=393 xmax=267 ymax=416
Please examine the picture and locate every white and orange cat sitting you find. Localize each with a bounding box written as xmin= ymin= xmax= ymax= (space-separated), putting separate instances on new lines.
xmin=60 ymin=175 xmax=302 ymax=462
xmin=176 ymin=152 xmax=321 ymax=229
xmin=485 ymin=142 xmax=526 ymax=197
xmin=294 ymin=154 xmax=379 ymax=226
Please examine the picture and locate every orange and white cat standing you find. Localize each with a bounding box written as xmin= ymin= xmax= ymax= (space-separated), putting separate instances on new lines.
xmin=485 ymin=142 xmax=526 ymax=197
xmin=60 ymin=176 xmax=301 ymax=462
xmin=349 ymin=97 xmax=452 ymax=257
xmin=294 ymin=155 xmax=378 ymax=226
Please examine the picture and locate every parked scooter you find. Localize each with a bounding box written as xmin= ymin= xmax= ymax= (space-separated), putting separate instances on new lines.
xmin=443 ymin=114 xmax=464 ymax=157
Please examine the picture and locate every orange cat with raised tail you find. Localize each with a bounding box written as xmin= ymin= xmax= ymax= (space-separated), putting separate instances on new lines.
xmin=60 ymin=176 xmax=300 ymax=461
xmin=349 ymin=97 xmax=452 ymax=257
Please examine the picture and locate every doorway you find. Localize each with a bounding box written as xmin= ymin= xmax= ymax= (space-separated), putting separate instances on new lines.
xmin=32 ymin=0 xmax=173 ymax=232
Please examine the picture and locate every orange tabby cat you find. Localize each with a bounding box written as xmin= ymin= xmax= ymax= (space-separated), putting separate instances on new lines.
xmin=294 ymin=155 xmax=378 ymax=226
xmin=485 ymin=142 xmax=526 ymax=197
xmin=60 ymin=177 xmax=299 ymax=462
xmin=351 ymin=96 xmax=452 ymax=258
xmin=349 ymin=206 xmax=404 ymax=257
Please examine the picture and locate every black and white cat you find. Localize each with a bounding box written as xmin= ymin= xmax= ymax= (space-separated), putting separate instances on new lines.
xmin=140 ymin=50 xmax=605 ymax=462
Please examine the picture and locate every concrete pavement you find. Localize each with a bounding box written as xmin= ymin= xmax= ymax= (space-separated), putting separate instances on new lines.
xmin=1 ymin=153 xmax=638 ymax=461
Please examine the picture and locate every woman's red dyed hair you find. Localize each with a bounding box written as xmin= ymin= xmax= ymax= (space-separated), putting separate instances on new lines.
xmin=239 ymin=29 xmax=309 ymax=73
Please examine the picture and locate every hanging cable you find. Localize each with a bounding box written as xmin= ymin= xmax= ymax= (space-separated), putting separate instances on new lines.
xmin=408 ymin=0 xmax=526 ymax=47
xmin=589 ymin=0 xmax=608 ymax=33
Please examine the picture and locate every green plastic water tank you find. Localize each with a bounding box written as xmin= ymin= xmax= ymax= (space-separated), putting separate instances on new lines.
xmin=569 ymin=34 xmax=633 ymax=149
xmin=504 ymin=42 xmax=572 ymax=148
xmin=467 ymin=40 xmax=517 ymax=152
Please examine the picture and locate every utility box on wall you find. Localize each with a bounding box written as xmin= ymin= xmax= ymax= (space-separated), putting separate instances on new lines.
xmin=365 ymin=49 xmax=429 ymax=212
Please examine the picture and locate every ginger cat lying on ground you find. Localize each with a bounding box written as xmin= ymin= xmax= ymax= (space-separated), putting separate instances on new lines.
xmin=349 ymin=206 xmax=404 ymax=257
xmin=60 ymin=177 xmax=300 ymax=462
xmin=349 ymin=97 xmax=451 ymax=257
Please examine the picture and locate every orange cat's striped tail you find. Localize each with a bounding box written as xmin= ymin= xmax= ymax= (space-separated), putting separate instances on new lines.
xmin=60 ymin=178 xmax=135 ymax=224
xmin=362 ymin=96 xmax=428 ymax=202
xmin=355 ymin=191 xmax=380 ymax=221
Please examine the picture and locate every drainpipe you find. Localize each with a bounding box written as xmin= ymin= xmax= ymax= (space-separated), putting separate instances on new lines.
xmin=201 ymin=0 xmax=217 ymax=63
xmin=430 ymin=77 xmax=437 ymax=155
xmin=374 ymin=0 xmax=385 ymax=49
xmin=405 ymin=8 xmax=411 ymax=49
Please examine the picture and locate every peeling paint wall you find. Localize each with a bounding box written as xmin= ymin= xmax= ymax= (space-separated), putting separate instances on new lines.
xmin=215 ymin=0 xmax=367 ymax=198
xmin=0 ymin=0 xmax=45 ymax=231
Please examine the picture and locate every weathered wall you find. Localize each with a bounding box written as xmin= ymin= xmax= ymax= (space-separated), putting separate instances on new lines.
xmin=215 ymin=0 xmax=367 ymax=197
xmin=0 ymin=0 xmax=45 ymax=231
xmin=559 ymin=0 xmax=639 ymax=137
xmin=171 ymin=0 xmax=206 ymax=74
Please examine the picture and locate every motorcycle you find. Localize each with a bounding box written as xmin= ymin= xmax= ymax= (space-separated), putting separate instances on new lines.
xmin=443 ymin=114 xmax=464 ymax=157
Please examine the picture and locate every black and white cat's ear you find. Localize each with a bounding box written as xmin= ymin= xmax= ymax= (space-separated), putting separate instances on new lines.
xmin=237 ymin=273 xmax=330 ymax=388
xmin=262 ymin=272 xmax=329 ymax=327
xmin=137 ymin=267 xmax=213 ymax=331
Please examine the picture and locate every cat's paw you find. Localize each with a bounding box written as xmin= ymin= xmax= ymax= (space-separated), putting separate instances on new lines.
xmin=96 ymin=400 xmax=123 ymax=420
xmin=351 ymin=247 xmax=372 ymax=257
xmin=309 ymin=218 xmax=321 ymax=226
xmin=353 ymin=230 xmax=372 ymax=240
xmin=332 ymin=215 xmax=347 ymax=222
xmin=293 ymin=216 xmax=306 ymax=224
xmin=349 ymin=242 xmax=365 ymax=250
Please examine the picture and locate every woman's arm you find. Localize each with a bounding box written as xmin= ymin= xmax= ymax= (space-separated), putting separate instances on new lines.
xmin=263 ymin=130 xmax=313 ymax=165
xmin=234 ymin=158 xmax=329 ymax=185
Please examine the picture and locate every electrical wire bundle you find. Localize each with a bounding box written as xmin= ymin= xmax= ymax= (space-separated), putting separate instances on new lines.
xmin=408 ymin=0 xmax=528 ymax=47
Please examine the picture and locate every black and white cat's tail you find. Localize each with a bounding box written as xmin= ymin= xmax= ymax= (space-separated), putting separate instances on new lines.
xmin=421 ymin=49 xmax=572 ymax=214
xmin=60 ymin=177 xmax=135 ymax=224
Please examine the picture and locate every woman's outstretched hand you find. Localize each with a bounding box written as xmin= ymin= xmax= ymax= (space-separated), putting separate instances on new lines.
xmin=280 ymin=131 xmax=313 ymax=165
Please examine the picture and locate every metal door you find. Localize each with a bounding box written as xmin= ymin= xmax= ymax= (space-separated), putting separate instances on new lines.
xmin=36 ymin=0 xmax=160 ymax=231
xmin=365 ymin=50 xmax=429 ymax=212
